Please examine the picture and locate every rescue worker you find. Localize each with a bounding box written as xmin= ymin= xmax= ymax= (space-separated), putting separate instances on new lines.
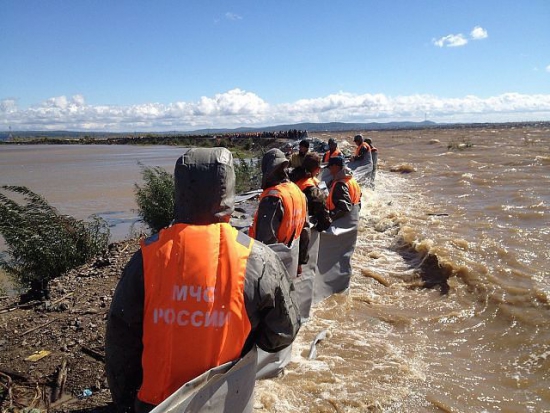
xmin=350 ymin=134 xmax=372 ymax=164
xmin=248 ymin=148 xmax=309 ymax=378
xmin=365 ymin=137 xmax=378 ymax=185
xmin=290 ymin=153 xmax=331 ymax=319
xmin=326 ymin=156 xmax=362 ymax=221
xmin=105 ymin=147 xmax=300 ymax=413
xmin=314 ymin=155 xmax=362 ymax=304
xmin=291 ymin=153 xmax=332 ymax=232
xmin=289 ymin=139 xmax=310 ymax=169
xmin=322 ymin=138 xmax=343 ymax=163
xmin=249 ymin=148 xmax=309 ymax=275
xmin=348 ymin=134 xmax=373 ymax=184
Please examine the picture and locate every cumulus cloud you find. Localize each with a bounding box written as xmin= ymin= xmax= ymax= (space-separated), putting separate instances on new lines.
xmin=470 ymin=26 xmax=488 ymax=40
xmin=433 ymin=33 xmax=468 ymax=48
xmin=433 ymin=26 xmax=488 ymax=47
xmin=225 ymin=12 xmax=242 ymax=20
xmin=1 ymin=90 xmax=550 ymax=131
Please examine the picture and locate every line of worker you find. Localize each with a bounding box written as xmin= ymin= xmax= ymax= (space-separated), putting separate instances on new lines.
xmin=105 ymin=140 xmax=367 ymax=412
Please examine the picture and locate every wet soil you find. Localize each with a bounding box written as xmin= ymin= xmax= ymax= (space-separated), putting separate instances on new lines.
xmin=0 ymin=239 xmax=141 ymax=413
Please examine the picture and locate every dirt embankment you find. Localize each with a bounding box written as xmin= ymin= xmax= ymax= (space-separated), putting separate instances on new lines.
xmin=0 ymin=239 xmax=141 ymax=413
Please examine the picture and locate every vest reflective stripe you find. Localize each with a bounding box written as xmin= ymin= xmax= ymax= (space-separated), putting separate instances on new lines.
xmin=326 ymin=177 xmax=362 ymax=211
xmin=354 ymin=142 xmax=371 ymax=157
xmin=296 ymin=177 xmax=320 ymax=191
xmin=322 ymin=149 xmax=342 ymax=163
xmin=138 ymin=223 xmax=253 ymax=406
xmin=249 ymin=181 xmax=307 ymax=245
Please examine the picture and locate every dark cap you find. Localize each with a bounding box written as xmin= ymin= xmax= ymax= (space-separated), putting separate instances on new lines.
xmin=299 ymin=139 xmax=310 ymax=148
xmin=328 ymin=138 xmax=337 ymax=145
xmin=327 ymin=156 xmax=345 ymax=168
xmin=353 ymin=134 xmax=363 ymax=142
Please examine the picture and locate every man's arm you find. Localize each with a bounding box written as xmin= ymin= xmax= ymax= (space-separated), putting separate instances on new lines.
xmin=105 ymin=251 xmax=145 ymax=412
xmin=329 ymin=182 xmax=352 ymax=221
xmin=243 ymin=242 xmax=301 ymax=353
xmin=253 ymin=197 xmax=283 ymax=245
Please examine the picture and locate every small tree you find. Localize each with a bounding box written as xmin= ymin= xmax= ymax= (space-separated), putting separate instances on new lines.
xmin=0 ymin=185 xmax=110 ymax=299
xmin=134 ymin=165 xmax=175 ymax=233
xmin=234 ymin=156 xmax=262 ymax=194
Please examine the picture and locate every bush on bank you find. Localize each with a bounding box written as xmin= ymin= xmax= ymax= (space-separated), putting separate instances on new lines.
xmin=0 ymin=185 xmax=110 ymax=299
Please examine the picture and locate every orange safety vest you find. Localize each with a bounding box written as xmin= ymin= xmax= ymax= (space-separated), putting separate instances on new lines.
xmin=249 ymin=181 xmax=307 ymax=245
xmin=295 ymin=176 xmax=320 ymax=191
xmin=322 ymin=149 xmax=343 ymax=163
xmin=354 ymin=142 xmax=371 ymax=157
xmin=326 ymin=177 xmax=361 ymax=211
xmin=368 ymin=143 xmax=377 ymax=153
xmin=138 ymin=223 xmax=253 ymax=405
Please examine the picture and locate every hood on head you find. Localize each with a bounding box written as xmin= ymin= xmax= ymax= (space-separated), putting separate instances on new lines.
xmin=174 ymin=147 xmax=235 ymax=224
xmin=261 ymin=148 xmax=289 ymax=188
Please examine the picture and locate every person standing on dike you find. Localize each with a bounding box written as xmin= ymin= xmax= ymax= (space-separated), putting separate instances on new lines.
xmin=322 ymin=138 xmax=343 ymax=163
xmin=248 ymin=148 xmax=310 ymax=275
xmin=326 ymin=156 xmax=362 ymax=221
xmin=105 ymin=147 xmax=300 ymax=413
xmin=289 ymin=139 xmax=310 ymax=169
xmin=291 ymin=153 xmax=332 ymax=232
xmin=365 ymin=137 xmax=378 ymax=186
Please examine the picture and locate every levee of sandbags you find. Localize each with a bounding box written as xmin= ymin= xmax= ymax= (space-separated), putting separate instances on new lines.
xmin=148 ymin=347 xmax=257 ymax=413
xmin=313 ymin=204 xmax=360 ymax=305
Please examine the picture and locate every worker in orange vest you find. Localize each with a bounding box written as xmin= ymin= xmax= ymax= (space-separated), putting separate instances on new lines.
xmin=322 ymin=138 xmax=343 ymax=163
xmin=105 ymin=148 xmax=300 ymax=412
xmin=291 ymin=152 xmax=332 ymax=232
xmin=365 ymin=137 xmax=378 ymax=185
xmin=249 ymin=148 xmax=309 ymax=273
xmin=326 ymin=156 xmax=362 ymax=221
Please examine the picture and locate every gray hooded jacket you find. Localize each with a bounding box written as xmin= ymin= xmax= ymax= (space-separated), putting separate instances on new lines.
xmin=105 ymin=148 xmax=300 ymax=412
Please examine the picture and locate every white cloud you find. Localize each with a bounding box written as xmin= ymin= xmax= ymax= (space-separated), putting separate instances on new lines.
xmin=1 ymin=90 xmax=550 ymax=131
xmin=225 ymin=12 xmax=242 ymax=20
xmin=433 ymin=33 xmax=468 ymax=48
xmin=470 ymin=26 xmax=488 ymax=40
xmin=546 ymin=64 xmax=550 ymax=73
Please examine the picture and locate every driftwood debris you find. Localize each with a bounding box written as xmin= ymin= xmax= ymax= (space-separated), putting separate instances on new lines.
xmin=20 ymin=318 xmax=58 ymax=337
xmin=81 ymin=346 xmax=105 ymax=362
xmin=51 ymin=359 xmax=68 ymax=403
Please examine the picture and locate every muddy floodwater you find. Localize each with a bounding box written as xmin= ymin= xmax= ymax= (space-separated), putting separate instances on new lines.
xmin=1 ymin=124 xmax=549 ymax=412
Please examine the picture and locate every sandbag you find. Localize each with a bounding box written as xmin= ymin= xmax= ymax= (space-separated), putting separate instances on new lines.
xmin=313 ymin=204 xmax=360 ymax=304
xmin=148 ymin=347 xmax=257 ymax=413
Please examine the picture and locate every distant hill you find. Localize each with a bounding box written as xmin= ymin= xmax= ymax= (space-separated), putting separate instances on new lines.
xmin=188 ymin=121 xmax=437 ymax=135
xmin=2 ymin=120 xmax=548 ymax=141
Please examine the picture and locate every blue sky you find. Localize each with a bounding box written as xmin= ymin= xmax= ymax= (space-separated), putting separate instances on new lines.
xmin=1 ymin=0 xmax=549 ymax=131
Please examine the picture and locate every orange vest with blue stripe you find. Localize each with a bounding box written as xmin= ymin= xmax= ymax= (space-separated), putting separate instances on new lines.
xmin=249 ymin=181 xmax=307 ymax=245
xmin=138 ymin=223 xmax=253 ymax=405
xmin=327 ymin=177 xmax=361 ymax=211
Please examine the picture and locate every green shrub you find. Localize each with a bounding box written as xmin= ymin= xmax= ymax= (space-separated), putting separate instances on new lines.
xmin=134 ymin=165 xmax=175 ymax=233
xmin=0 ymin=185 xmax=109 ymax=298
xmin=234 ymin=155 xmax=261 ymax=193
